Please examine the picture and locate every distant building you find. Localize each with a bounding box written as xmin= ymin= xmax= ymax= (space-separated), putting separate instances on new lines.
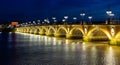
xmin=11 ymin=22 xmax=19 ymax=27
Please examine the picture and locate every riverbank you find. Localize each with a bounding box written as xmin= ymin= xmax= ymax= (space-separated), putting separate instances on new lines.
xmin=0 ymin=28 xmax=16 ymax=32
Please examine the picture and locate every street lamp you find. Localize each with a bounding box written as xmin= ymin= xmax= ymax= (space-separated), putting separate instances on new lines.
xmin=42 ymin=21 xmax=44 ymax=25
xmin=52 ymin=17 xmax=56 ymax=20
xmin=109 ymin=13 xmax=115 ymax=24
xmin=44 ymin=19 xmax=47 ymax=25
xmin=33 ymin=21 xmax=36 ymax=25
xmin=44 ymin=18 xmax=50 ymax=25
xmin=106 ymin=10 xmax=112 ymax=24
xmin=62 ymin=19 xmax=66 ymax=24
xmin=52 ymin=17 xmax=56 ymax=25
xmin=37 ymin=20 xmax=41 ymax=25
xmin=109 ymin=13 xmax=115 ymax=17
xmin=80 ymin=13 xmax=85 ymax=24
xmin=64 ymin=16 xmax=68 ymax=19
xmin=64 ymin=16 xmax=68 ymax=24
xmin=73 ymin=17 xmax=77 ymax=24
xmin=88 ymin=16 xmax=92 ymax=24
xmin=106 ymin=11 xmax=112 ymax=15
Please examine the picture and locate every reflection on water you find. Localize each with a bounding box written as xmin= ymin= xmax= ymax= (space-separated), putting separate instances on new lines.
xmin=0 ymin=32 xmax=120 ymax=65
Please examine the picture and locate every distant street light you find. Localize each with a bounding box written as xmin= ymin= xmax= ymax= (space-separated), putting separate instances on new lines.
xmin=52 ymin=17 xmax=56 ymax=20
xmin=109 ymin=13 xmax=115 ymax=17
xmin=44 ymin=19 xmax=50 ymax=25
xmin=25 ymin=22 xmax=28 ymax=26
xmin=64 ymin=16 xmax=68 ymax=24
xmin=33 ymin=21 xmax=36 ymax=25
xmin=42 ymin=21 xmax=44 ymax=25
xmin=80 ymin=13 xmax=85 ymax=24
xmin=73 ymin=17 xmax=77 ymax=20
xmin=106 ymin=10 xmax=112 ymax=24
xmin=88 ymin=16 xmax=92 ymax=24
xmin=52 ymin=17 xmax=56 ymax=24
xmin=64 ymin=16 xmax=68 ymax=19
xmin=73 ymin=17 xmax=77 ymax=24
xmin=106 ymin=11 xmax=112 ymax=15
xmin=44 ymin=19 xmax=47 ymax=22
xmin=110 ymin=13 xmax=115 ymax=24
xmin=62 ymin=19 xmax=66 ymax=24
xmin=37 ymin=20 xmax=41 ymax=25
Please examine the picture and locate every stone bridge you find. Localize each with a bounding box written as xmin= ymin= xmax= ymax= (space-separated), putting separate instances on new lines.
xmin=16 ymin=25 xmax=120 ymax=45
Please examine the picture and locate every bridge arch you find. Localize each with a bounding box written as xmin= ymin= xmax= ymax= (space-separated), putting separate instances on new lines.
xmin=23 ymin=28 xmax=28 ymax=33
xmin=48 ymin=27 xmax=56 ymax=33
xmin=29 ymin=28 xmax=35 ymax=34
xmin=56 ymin=27 xmax=68 ymax=37
xmin=34 ymin=28 xmax=40 ymax=34
xmin=39 ymin=27 xmax=48 ymax=35
xmin=68 ymin=27 xmax=84 ymax=38
xmin=87 ymin=28 xmax=111 ymax=41
xmin=46 ymin=27 xmax=56 ymax=36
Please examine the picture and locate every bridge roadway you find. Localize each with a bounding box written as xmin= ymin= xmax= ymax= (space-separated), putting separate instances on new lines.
xmin=16 ymin=24 xmax=120 ymax=45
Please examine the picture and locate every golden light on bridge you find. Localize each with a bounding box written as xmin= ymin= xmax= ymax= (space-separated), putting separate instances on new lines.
xmin=84 ymin=27 xmax=87 ymax=34
xmin=17 ymin=25 xmax=120 ymax=45
xmin=111 ymin=27 xmax=115 ymax=37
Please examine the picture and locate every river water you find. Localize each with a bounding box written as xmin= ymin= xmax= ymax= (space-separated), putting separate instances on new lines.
xmin=0 ymin=32 xmax=120 ymax=65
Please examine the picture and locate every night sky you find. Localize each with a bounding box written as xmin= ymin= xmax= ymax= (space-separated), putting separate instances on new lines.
xmin=0 ymin=0 xmax=120 ymax=23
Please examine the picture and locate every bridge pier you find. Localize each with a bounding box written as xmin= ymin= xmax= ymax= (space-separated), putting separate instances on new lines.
xmin=83 ymin=36 xmax=91 ymax=41
xmin=39 ymin=32 xmax=46 ymax=35
xmin=110 ymin=39 xmax=117 ymax=45
xmin=33 ymin=30 xmax=39 ymax=35
xmin=54 ymin=33 xmax=66 ymax=37
xmin=30 ymin=31 xmax=34 ymax=34
xmin=46 ymin=33 xmax=54 ymax=36
xmin=109 ymin=37 xmax=120 ymax=45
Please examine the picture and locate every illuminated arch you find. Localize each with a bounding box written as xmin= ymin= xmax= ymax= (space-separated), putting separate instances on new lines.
xmin=69 ymin=27 xmax=84 ymax=35
xmin=23 ymin=28 xmax=27 ymax=32
xmin=28 ymin=28 xmax=31 ymax=32
xmin=57 ymin=27 xmax=68 ymax=35
xmin=87 ymin=28 xmax=111 ymax=40
xmin=41 ymin=29 xmax=46 ymax=33
xmin=29 ymin=28 xmax=35 ymax=34
xmin=37 ymin=28 xmax=41 ymax=32
xmin=68 ymin=28 xmax=84 ymax=38
xmin=41 ymin=27 xmax=48 ymax=33
xmin=33 ymin=28 xmax=40 ymax=34
xmin=48 ymin=27 xmax=56 ymax=34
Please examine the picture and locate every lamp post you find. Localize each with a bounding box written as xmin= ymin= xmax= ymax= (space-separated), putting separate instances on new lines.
xmin=42 ymin=21 xmax=45 ymax=25
xmin=37 ymin=20 xmax=41 ymax=25
xmin=33 ymin=21 xmax=36 ymax=25
xmin=109 ymin=13 xmax=115 ymax=24
xmin=106 ymin=10 xmax=112 ymax=24
xmin=44 ymin=19 xmax=47 ymax=25
xmin=88 ymin=16 xmax=92 ymax=24
xmin=62 ymin=19 xmax=66 ymax=25
xmin=64 ymin=16 xmax=68 ymax=24
xmin=25 ymin=22 xmax=28 ymax=26
xmin=80 ymin=13 xmax=85 ymax=24
xmin=44 ymin=19 xmax=50 ymax=25
xmin=52 ymin=17 xmax=56 ymax=25
xmin=73 ymin=17 xmax=77 ymax=24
